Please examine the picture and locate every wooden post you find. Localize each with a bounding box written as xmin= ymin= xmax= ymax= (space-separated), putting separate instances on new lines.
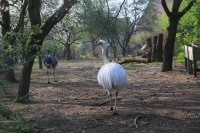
xmin=151 ymin=36 xmax=158 ymax=62
xmin=185 ymin=44 xmax=200 ymax=77
xmin=185 ymin=57 xmax=187 ymax=70
xmin=194 ymin=60 xmax=197 ymax=77
xmin=146 ymin=37 xmax=152 ymax=49
xmin=189 ymin=60 xmax=193 ymax=74
xmin=156 ymin=33 xmax=163 ymax=62
xmin=184 ymin=44 xmax=188 ymax=71
xmin=146 ymin=37 xmax=152 ymax=59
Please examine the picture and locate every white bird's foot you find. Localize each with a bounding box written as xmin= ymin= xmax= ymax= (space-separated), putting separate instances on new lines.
xmin=113 ymin=112 xmax=118 ymax=115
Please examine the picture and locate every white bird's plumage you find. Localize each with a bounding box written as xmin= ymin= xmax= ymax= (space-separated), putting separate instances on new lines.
xmin=98 ymin=62 xmax=126 ymax=91
xmin=97 ymin=40 xmax=126 ymax=115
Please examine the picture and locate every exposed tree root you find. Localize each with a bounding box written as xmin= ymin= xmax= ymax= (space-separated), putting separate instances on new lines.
xmin=134 ymin=115 xmax=142 ymax=128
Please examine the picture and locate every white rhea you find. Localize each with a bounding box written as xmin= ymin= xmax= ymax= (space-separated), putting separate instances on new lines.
xmin=43 ymin=54 xmax=58 ymax=84
xmin=97 ymin=40 xmax=127 ymax=115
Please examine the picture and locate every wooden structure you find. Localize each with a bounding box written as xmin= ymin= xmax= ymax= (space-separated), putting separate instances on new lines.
xmin=156 ymin=34 xmax=163 ymax=62
xmin=151 ymin=36 xmax=158 ymax=62
xmin=185 ymin=44 xmax=200 ymax=77
xmin=123 ymin=33 xmax=164 ymax=64
xmin=113 ymin=56 xmax=150 ymax=64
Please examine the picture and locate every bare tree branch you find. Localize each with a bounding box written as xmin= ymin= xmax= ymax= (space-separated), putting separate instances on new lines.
xmin=93 ymin=0 xmax=125 ymax=42
xmin=113 ymin=0 xmax=125 ymax=18
xmin=179 ymin=0 xmax=196 ymax=18
xmin=38 ymin=0 xmax=79 ymax=43
xmin=161 ymin=0 xmax=171 ymax=17
xmin=14 ymin=0 xmax=28 ymax=33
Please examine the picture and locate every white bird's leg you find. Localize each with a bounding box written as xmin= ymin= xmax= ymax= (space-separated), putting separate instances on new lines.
xmin=113 ymin=91 xmax=118 ymax=115
xmin=109 ymin=92 xmax=113 ymax=110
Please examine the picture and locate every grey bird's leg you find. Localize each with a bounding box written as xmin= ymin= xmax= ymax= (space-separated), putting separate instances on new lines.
xmin=53 ymin=67 xmax=57 ymax=82
xmin=46 ymin=68 xmax=50 ymax=84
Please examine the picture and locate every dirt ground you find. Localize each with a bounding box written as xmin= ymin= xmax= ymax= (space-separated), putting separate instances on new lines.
xmin=1 ymin=59 xmax=200 ymax=133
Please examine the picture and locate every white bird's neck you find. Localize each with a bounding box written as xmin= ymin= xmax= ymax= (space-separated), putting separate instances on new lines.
xmin=102 ymin=48 xmax=109 ymax=64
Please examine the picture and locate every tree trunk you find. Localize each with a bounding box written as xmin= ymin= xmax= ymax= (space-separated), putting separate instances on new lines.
xmin=91 ymin=39 xmax=96 ymax=57
xmin=156 ymin=33 xmax=163 ymax=62
xmin=122 ymin=47 xmax=126 ymax=57
xmin=151 ymin=36 xmax=158 ymax=61
xmin=16 ymin=0 xmax=41 ymax=103
xmin=1 ymin=0 xmax=18 ymax=83
xmin=66 ymin=43 xmax=71 ymax=60
xmin=39 ymin=56 xmax=43 ymax=69
xmin=17 ymin=59 xmax=35 ymax=103
xmin=113 ymin=46 xmax=117 ymax=58
xmin=161 ymin=23 xmax=177 ymax=71
xmin=4 ymin=60 xmax=18 ymax=83
xmin=63 ymin=47 xmax=67 ymax=59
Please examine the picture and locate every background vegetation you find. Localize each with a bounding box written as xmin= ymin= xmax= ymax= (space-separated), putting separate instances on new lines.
xmin=0 ymin=0 xmax=200 ymax=132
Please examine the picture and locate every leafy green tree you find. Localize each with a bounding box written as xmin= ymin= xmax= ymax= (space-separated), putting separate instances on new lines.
xmin=161 ymin=0 xmax=196 ymax=71
xmin=43 ymin=42 xmax=63 ymax=55
xmin=0 ymin=0 xmax=28 ymax=83
xmin=157 ymin=0 xmax=200 ymax=63
xmin=174 ymin=1 xmax=200 ymax=62
xmin=177 ymin=0 xmax=200 ymax=44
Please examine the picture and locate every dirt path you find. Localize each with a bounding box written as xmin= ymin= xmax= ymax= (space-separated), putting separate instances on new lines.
xmin=1 ymin=59 xmax=200 ymax=133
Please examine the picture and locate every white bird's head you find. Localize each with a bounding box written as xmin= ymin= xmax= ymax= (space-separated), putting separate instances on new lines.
xmin=97 ymin=40 xmax=110 ymax=50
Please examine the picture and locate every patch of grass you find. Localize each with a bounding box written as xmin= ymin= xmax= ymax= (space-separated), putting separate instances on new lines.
xmin=149 ymin=62 xmax=162 ymax=66
xmin=0 ymin=103 xmax=36 ymax=133
xmin=18 ymin=93 xmax=35 ymax=104
xmin=31 ymin=69 xmax=43 ymax=74
xmin=0 ymin=120 xmax=37 ymax=133
xmin=15 ymin=122 xmax=37 ymax=133
xmin=46 ymin=127 xmax=55 ymax=131
xmin=0 ymin=104 xmax=22 ymax=120
xmin=119 ymin=127 xmax=127 ymax=133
